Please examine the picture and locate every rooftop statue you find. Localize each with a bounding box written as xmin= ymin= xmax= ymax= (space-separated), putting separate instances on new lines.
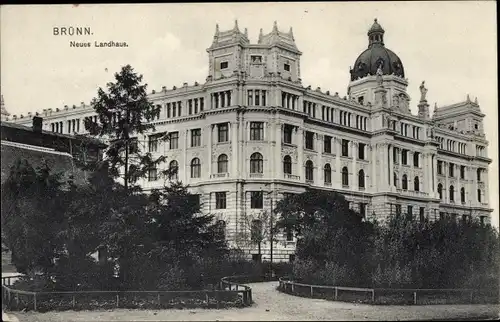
xmin=419 ymin=81 xmax=428 ymax=101
xmin=376 ymin=63 xmax=383 ymax=86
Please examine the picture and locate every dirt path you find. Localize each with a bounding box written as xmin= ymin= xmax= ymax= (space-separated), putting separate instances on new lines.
xmin=9 ymin=281 xmax=500 ymax=321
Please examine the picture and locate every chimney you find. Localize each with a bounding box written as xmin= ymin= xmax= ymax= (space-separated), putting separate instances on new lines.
xmin=33 ymin=116 xmax=43 ymax=133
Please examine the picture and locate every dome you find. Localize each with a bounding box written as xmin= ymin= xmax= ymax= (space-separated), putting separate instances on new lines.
xmin=350 ymin=19 xmax=405 ymax=81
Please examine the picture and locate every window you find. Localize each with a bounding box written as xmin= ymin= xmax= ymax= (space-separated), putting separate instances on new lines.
xmin=413 ymin=152 xmax=419 ymax=167
xmin=148 ymin=168 xmax=158 ymax=181
xmin=286 ymin=227 xmax=293 ymax=241
xmin=480 ymin=216 xmax=485 ymax=226
xmin=324 ymin=135 xmax=332 ymax=153
xmin=419 ymin=207 xmax=425 ymax=222
xmin=215 ymin=220 xmax=226 ymax=240
xmin=168 ymin=160 xmax=178 ymax=180
xmin=358 ymin=143 xmax=365 ymax=160
xmin=359 ymin=203 xmax=367 ymax=218
xmin=393 ymin=172 xmax=398 ymax=187
xmin=305 ymin=131 xmax=314 ymax=150
xmin=358 ymin=170 xmax=365 ymax=189
xmin=437 ymin=161 xmax=443 ymax=175
xmin=358 ymin=96 xmax=364 ymax=105
xmin=251 ymin=55 xmax=262 ymax=64
xmin=477 ymin=168 xmax=482 ymax=181
xmin=217 ymin=154 xmax=228 ymax=173
xmin=283 ymin=155 xmax=292 ymax=175
xmin=215 ymin=192 xmax=227 ymax=209
xmin=342 ymin=139 xmax=349 ymax=157
xmin=250 ymin=191 xmax=263 ymax=209
xmin=169 ymin=131 xmax=179 ymax=149
xmin=305 ymin=160 xmax=314 ymax=182
xmin=402 ymin=149 xmax=408 ymax=165
xmin=438 ymin=183 xmax=443 ymax=200
xmin=407 ymin=205 xmax=413 ymax=221
xmin=460 ymin=166 xmax=466 ymax=179
xmin=474 ymin=123 xmax=478 ymax=130
xmin=250 ymin=153 xmax=264 ymax=174
xmin=341 ymin=167 xmax=349 ymax=186
xmin=148 ymin=135 xmax=159 ymax=153
xmin=283 ymin=125 xmax=293 ymax=144
xmin=190 ymin=158 xmax=201 ymax=178
xmin=250 ymin=122 xmax=264 ymax=141
xmin=284 ymin=63 xmax=290 ymax=71
xmin=402 ymin=174 xmax=408 ymax=190
xmin=250 ymin=219 xmax=262 ymax=243
xmin=393 ymin=148 xmax=399 ymax=164
xmin=477 ymin=189 xmax=482 ymax=203
xmin=449 ymin=185 xmax=454 ymax=202
xmin=460 ymin=187 xmax=466 ymax=203
xmin=289 ymin=254 xmax=295 ymax=262
xmin=414 ymin=176 xmax=420 ymax=191
xmin=252 ymin=254 xmax=262 ymax=262
xmin=449 ymin=163 xmax=454 ymax=177
xmin=220 ymin=61 xmax=228 ymax=69
xmin=396 ymin=204 xmax=402 ymax=217
xmin=218 ymin=123 xmax=229 ymax=143
xmin=324 ymin=164 xmax=332 ymax=184
xmin=191 ymin=128 xmax=201 ymax=147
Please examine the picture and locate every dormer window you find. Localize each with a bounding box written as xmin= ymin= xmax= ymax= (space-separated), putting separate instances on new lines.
xmin=284 ymin=63 xmax=290 ymax=72
xmin=220 ymin=61 xmax=228 ymax=70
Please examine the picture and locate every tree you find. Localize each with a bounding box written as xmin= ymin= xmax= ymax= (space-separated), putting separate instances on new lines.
xmin=148 ymin=182 xmax=228 ymax=263
xmin=275 ymin=189 xmax=375 ymax=286
xmin=233 ymin=210 xmax=278 ymax=262
xmin=1 ymin=160 xmax=69 ymax=276
xmin=83 ymin=64 xmax=167 ymax=191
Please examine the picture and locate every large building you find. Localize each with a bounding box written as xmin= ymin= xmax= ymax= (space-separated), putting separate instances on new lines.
xmin=8 ymin=19 xmax=493 ymax=262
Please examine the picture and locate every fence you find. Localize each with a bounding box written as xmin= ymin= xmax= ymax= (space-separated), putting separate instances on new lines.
xmin=278 ymin=277 xmax=499 ymax=305
xmin=2 ymin=274 xmax=254 ymax=312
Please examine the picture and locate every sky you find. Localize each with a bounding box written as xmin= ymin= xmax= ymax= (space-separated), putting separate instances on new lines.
xmin=1 ymin=2 xmax=497 ymax=227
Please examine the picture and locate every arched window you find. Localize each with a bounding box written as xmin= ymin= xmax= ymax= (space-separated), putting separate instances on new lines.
xmin=393 ymin=172 xmax=398 ymax=187
xmin=250 ymin=152 xmax=263 ymax=174
xmin=217 ymin=154 xmax=228 ymax=173
xmin=414 ymin=176 xmax=419 ymax=191
xmin=168 ymin=160 xmax=178 ymax=180
xmin=402 ymin=174 xmax=408 ymax=190
xmin=305 ymin=160 xmax=314 ymax=182
xmin=283 ymin=155 xmax=292 ymax=175
xmin=324 ymin=164 xmax=331 ymax=184
xmin=438 ymin=183 xmax=443 ymax=200
xmin=190 ymin=158 xmax=201 ymax=178
xmin=341 ymin=167 xmax=349 ymax=186
xmin=358 ymin=169 xmax=365 ymax=189
xmin=449 ymin=185 xmax=454 ymax=202
xmin=460 ymin=187 xmax=465 ymax=203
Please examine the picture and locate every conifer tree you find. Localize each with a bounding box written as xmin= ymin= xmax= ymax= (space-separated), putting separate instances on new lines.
xmin=84 ymin=64 xmax=168 ymax=191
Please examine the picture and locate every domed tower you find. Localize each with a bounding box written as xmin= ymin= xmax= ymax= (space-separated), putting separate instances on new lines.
xmin=347 ymin=19 xmax=410 ymax=110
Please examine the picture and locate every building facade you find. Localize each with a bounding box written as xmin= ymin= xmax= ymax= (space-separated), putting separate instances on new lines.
xmin=8 ymin=20 xmax=493 ymax=262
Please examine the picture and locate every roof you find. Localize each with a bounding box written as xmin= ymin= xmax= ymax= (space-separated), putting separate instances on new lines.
xmin=1 ymin=142 xmax=88 ymax=186
xmin=350 ymin=19 xmax=405 ymax=81
xmin=0 ymin=121 xmax=106 ymax=148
